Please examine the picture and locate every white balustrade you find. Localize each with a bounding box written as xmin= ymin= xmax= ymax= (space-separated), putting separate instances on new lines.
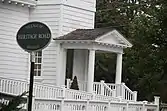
xmin=33 ymin=83 xmax=63 ymax=99
xmin=105 ymin=83 xmax=116 ymax=90
xmin=93 ymin=81 xmax=115 ymax=97
xmin=33 ymin=97 xmax=159 ymax=111
xmin=0 ymin=77 xmax=140 ymax=103
xmin=94 ymin=94 xmax=120 ymax=101
xmin=0 ymin=77 xmax=28 ymax=95
xmin=121 ymin=83 xmax=136 ymax=101
xmin=34 ymin=98 xmax=61 ymax=111
xmin=0 ymin=77 xmax=160 ymax=111
xmin=0 ymin=77 xmax=94 ymax=100
xmin=106 ymin=82 xmax=137 ymax=101
xmin=65 ymin=89 xmax=92 ymax=100
xmin=93 ymin=82 xmax=102 ymax=95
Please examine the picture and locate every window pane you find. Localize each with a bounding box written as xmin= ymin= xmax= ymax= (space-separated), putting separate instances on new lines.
xmin=34 ymin=64 xmax=37 ymax=69
xmin=34 ymin=51 xmax=42 ymax=76
xmin=34 ymin=71 xmax=37 ymax=76
xmin=38 ymin=64 xmax=41 ymax=69
xmin=35 ymin=58 xmax=38 ymax=62
xmin=38 ymin=58 xmax=41 ymax=63
xmin=38 ymin=51 xmax=42 ymax=56
xmin=38 ymin=71 xmax=41 ymax=76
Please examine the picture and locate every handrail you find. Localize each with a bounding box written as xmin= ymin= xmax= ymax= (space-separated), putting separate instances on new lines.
xmin=93 ymin=81 xmax=116 ymax=97
xmin=122 ymin=83 xmax=133 ymax=94
xmin=105 ymin=83 xmax=116 ymax=90
xmin=0 ymin=77 xmax=137 ymax=102
xmin=121 ymin=83 xmax=133 ymax=101
xmin=102 ymin=82 xmax=115 ymax=97
xmin=0 ymin=77 xmax=103 ymax=101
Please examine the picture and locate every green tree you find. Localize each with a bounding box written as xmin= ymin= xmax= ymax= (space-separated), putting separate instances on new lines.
xmin=0 ymin=92 xmax=27 ymax=111
xmin=95 ymin=0 xmax=167 ymax=102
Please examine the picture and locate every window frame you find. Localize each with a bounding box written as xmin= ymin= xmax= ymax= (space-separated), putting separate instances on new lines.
xmin=34 ymin=51 xmax=43 ymax=77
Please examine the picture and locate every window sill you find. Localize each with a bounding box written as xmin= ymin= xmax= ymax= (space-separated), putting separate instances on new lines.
xmin=34 ymin=76 xmax=44 ymax=83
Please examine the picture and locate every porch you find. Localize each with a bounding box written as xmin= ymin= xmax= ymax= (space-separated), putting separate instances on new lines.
xmin=54 ymin=28 xmax=133 ymax=93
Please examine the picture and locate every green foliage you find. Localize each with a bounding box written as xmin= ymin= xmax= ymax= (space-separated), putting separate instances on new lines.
xmin=70 ymin=76 xmax=79 ymax=90
xmin=0 ymin=92 xmax=27 ymax=111
xmin=95 ymin=0 xmax=167 ymax=102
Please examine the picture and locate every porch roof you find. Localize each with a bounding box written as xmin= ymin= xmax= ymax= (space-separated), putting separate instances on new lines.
xmin=54 ymin=27 xmax=132 ymax=53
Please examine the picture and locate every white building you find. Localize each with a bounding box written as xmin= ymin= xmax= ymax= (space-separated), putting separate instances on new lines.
xmin=0 ymin=0 xmax=160 ymax=111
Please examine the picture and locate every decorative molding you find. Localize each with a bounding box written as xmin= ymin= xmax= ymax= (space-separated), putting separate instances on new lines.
xmin=1 ymin=0 xmax=37 ymax=7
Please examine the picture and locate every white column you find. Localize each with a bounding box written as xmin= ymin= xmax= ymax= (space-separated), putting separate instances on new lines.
xmin=87 ymin=49 xmax=95 ymax=92
xmin=56 ymin=47 xmax=67 ymax=86
xmin=115 ymin=53 xmax=123 ymax=84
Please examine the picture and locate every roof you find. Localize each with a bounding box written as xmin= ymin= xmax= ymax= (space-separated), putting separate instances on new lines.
xmin=54 ymin=27 xmax=114 ymax=40
xmin=54 ymin=27 xmax=132 ymax=48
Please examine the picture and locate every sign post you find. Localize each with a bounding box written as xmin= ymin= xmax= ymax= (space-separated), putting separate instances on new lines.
xmin=28 ymin=52 xmax=35 ymax=111
xmin=16 ymin=22 xmax=51 ymax=111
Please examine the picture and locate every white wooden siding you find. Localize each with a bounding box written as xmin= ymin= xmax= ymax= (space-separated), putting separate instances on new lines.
xmin=30 ymin=5 xmax=60 ymax=85
xmin=62 ymin=5 xmax=95 ymax=35
xmin=0 ymin=3 xmax=29 ymax=80
xmin=29 ymin=0 xmax=95 ymax=85
xmin=63 ymin=0 xmax=96 ymax=11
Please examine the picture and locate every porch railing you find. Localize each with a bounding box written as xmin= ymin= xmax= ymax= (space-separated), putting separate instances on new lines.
xmin=33 ymin=97 xmax=160 ymax=111
xmin=0 ymin=77 xmax=91 ymax=100
xmin=93 ymin=80 xmax=116 ymax=97
xmin=67 ymin=79 xmax=137 ymax=101
xmin=106 ymin=83 xmax=137 ymax=101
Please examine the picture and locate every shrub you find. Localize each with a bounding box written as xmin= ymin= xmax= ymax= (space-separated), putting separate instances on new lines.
xmin=70 ymin=76 xmax=79 ymax=90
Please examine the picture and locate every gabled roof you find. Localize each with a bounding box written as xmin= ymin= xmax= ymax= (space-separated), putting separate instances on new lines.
xmin=54 ymin=27 xmax=132 ymax=48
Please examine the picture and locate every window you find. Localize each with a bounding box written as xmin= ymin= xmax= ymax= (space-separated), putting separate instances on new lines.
xmin=34 ymin=51 xmax=42 ymax=76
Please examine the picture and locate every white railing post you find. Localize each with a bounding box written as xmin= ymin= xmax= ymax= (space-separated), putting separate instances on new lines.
xmin=100 ymin=80 xmax=105 ymax=95
xmin=113 ymin=89 xmax=116 ymax=97
xmin=66 ymin=79 xmax=71 ymax=89
xmin=32 ymin=96 xmax=35 ymax=111
xmin=142 ymin=101 xmax=147 ymax=111
xmin=86 ymin=99 xmax=90 ymax=111
xmin=107 ymin=100 xmax=111 ymax=111
xmin=62 ymin=85 xmax=66 ymax=98
xmin=126 ymin=101 xmax=129 ymax=111
xmin=154 ymin=96 xmax=160 ymax=111
xmin=133 ymin=91 xmax=138 ymax=101
xmin=92 ymin=92 xmax=95 ymax=100
xmin=60 ymin=98 xmax=65 ymax=111
xmin=121 ymin=83 xmax=125 ymax=99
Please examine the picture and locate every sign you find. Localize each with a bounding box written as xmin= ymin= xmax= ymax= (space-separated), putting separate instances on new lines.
xmin=16 ymin=22 xmax=51 ymax=52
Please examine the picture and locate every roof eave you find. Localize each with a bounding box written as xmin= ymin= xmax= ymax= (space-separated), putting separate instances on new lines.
xmin=54 ymin=39 xmax=95 ymax=44
xmin=5 ymin=0 xmax=37 ymax=7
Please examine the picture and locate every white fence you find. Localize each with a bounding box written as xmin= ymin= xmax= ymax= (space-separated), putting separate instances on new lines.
xmin=106 ymin=82 xmax=137 ymax=101
xmin=0 ymin=77 xmax=92 ymax=100
xmin=0 ymin=77 xmax=160 ymax=111
xmin=67 ymin=79 xmax=137 ymax=101
xmin=33 ymin=97 xmax=159 ymax=111
xmin=93 ymin=81 xmax=116 ymax=97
